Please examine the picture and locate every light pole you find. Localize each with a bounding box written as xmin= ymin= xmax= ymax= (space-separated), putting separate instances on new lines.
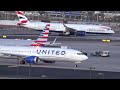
xmin=113 ymin=14 xmax=115 ymax=23
xmin=89 ymin=67 xmax=95 ymax=79
xmin=81 ymin=15 xmax=83 ymax=23
xmin=116 ymin=18 xmax=118 ymax=23
xmin=104 ymin=17 xmax=106 ymax=22
xmin=109 ymin=18 xmax=111 ymax=25
xmin=29 ymin=63 xmax=31 ymax=79
xmin=16 ymin=57 xmax=19 ymax=79
xmin=95 ymin=11 xmax=100 ymax=22
xmin=97 ymin=13 xmax=98 ymax=22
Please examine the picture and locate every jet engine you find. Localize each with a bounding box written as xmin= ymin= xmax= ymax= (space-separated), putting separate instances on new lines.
xmin=25 ymin=56 xmax=39 ymax=64
xmin=75 ymin=31 xmax=86 ymax=36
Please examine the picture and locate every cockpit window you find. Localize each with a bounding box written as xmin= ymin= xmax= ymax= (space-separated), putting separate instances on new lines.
xmin=77 ymin=53 xmax=84 ymax=55
xmin=108 ymin=28 xmax=112 ymax=30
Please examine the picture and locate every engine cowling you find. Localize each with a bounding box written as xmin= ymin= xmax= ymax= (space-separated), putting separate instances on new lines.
xmin=63 ymin=31 xmax=86 ymax=36
xmin=25 ymin=56 xmax=39 ymax=64
xmin=76 ymin=31 xmax=86 ymax=36
xmin=69 ymin=32 xmax=76 ymax=35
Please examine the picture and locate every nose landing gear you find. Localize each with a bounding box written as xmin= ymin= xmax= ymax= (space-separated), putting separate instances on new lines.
xmin=17 ymin=56 xmax=26 ymax=64
xmin=20 ymin=60 xmax=26 ymax=64
xmin=75 ymin=64 xmax=78 ymax=67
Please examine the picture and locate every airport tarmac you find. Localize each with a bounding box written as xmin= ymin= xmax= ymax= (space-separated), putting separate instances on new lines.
xmin=0 ymin=29 xmax=119 ymax=37
xmin=1 ymin=35 xmax=120 ymax=43
xmin=0 ymin=29 xmax=120 ymax=41
xmin=0 ymin=39 xmax=120 ymax=72
xmin=0 ymin=37 xmax=120 ymax=79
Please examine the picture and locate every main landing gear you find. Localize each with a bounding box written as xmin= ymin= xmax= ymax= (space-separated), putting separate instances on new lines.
xmin=75 ymin=64 xmax=78 ymax=67
xmin=20 ymin=60 xmax=26 ymax=64
xmin=17 ymin=56 xmax=26 ymax=64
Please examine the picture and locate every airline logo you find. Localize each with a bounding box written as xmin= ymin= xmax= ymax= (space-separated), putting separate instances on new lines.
xmin=34 ymin=24 xmax=50 ymax=43
xmin=37 ymin=49 xmax=66 ymax=55
xmin=16 ymin=11 xmax=24 ymax=15
xmin=16 ymin=11 xmax=28 ymax=25
xmin=30 ymin=24 xmax=50 ymax=46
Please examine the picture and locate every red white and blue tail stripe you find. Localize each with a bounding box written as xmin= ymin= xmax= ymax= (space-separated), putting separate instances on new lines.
xmin=30 ymin=24 xmax=50 ymax=46
xmin=16 ymin=11 xmax=29 ymax=25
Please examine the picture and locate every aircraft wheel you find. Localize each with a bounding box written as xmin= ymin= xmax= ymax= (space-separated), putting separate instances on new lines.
xmin=75 ymin=64 xmax=77 ymax=67
xmin=20 ymin=60 xmax=26 ymax=64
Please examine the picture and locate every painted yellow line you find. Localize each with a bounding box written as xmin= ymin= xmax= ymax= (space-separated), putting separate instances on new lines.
xmin=102 ymin=39 xmax=106 ymax=42
xmin=106 ymin=40 xmax=111 ymax=42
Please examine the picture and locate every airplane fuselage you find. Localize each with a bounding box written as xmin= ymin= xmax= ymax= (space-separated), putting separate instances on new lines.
xmin=0 ymin=45 xmax=88 ymax=62
xmin=22 ymin=22 xmax=115 ymax=35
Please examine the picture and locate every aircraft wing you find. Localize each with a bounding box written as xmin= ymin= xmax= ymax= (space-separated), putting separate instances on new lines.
xmin=63 ymin=24 xmax=77 ymax=33
xmin=50 ymin=37 xmax=61 ymax=45
xmin=0 ymin=52 xmax=26 ymax=57
xmin=46 ymin=43 xmax=61 ymax=46
xmin=43 ymin=37 xmax=62 ymax=46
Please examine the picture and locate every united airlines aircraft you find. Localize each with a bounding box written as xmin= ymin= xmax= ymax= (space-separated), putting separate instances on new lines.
xmin=0 ymin=45 xmax=88 ymax=66
xmin=16 ymin=11 xmax=115 ymax=36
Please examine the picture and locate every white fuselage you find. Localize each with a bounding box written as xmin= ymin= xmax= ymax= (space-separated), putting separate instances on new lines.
xmin=22 ymin=22 xmax=115 ymax=34
xmin=0 ymin=45 xmax=88 ymax=62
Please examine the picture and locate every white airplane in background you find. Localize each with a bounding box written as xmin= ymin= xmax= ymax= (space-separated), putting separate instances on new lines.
xmin=0 ymin=45 xmax=88 ymax=66
xmin=16 ymin=11 xmax=115 ymax=36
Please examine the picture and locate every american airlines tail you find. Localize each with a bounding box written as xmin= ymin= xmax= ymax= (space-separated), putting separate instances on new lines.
xmin=16 ymin=11 xmax=29 ymax=25
xmin=30 ymin=24 xmax=50 ymax=46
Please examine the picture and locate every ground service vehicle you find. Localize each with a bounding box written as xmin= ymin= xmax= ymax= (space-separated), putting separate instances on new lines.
xmin=91 ymin=51 xmax=110 ymax=57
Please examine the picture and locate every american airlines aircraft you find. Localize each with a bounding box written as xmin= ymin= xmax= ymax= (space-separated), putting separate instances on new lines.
xmin=0 ymin=45 xmax=88 ymax=66
xmin=16 ymin=11 xmax=115 ymax=36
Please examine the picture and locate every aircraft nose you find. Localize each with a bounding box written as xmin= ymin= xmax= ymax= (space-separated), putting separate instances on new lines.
xmin=81 ymin=55 xmax=88 ymax=61
xmin=112 ymin=30 xmax=115 ymax=33
xmin=83 ymin=55 xmax=88 ymax=60
xmin=111 ymin=30 xmax=115 ymax=34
